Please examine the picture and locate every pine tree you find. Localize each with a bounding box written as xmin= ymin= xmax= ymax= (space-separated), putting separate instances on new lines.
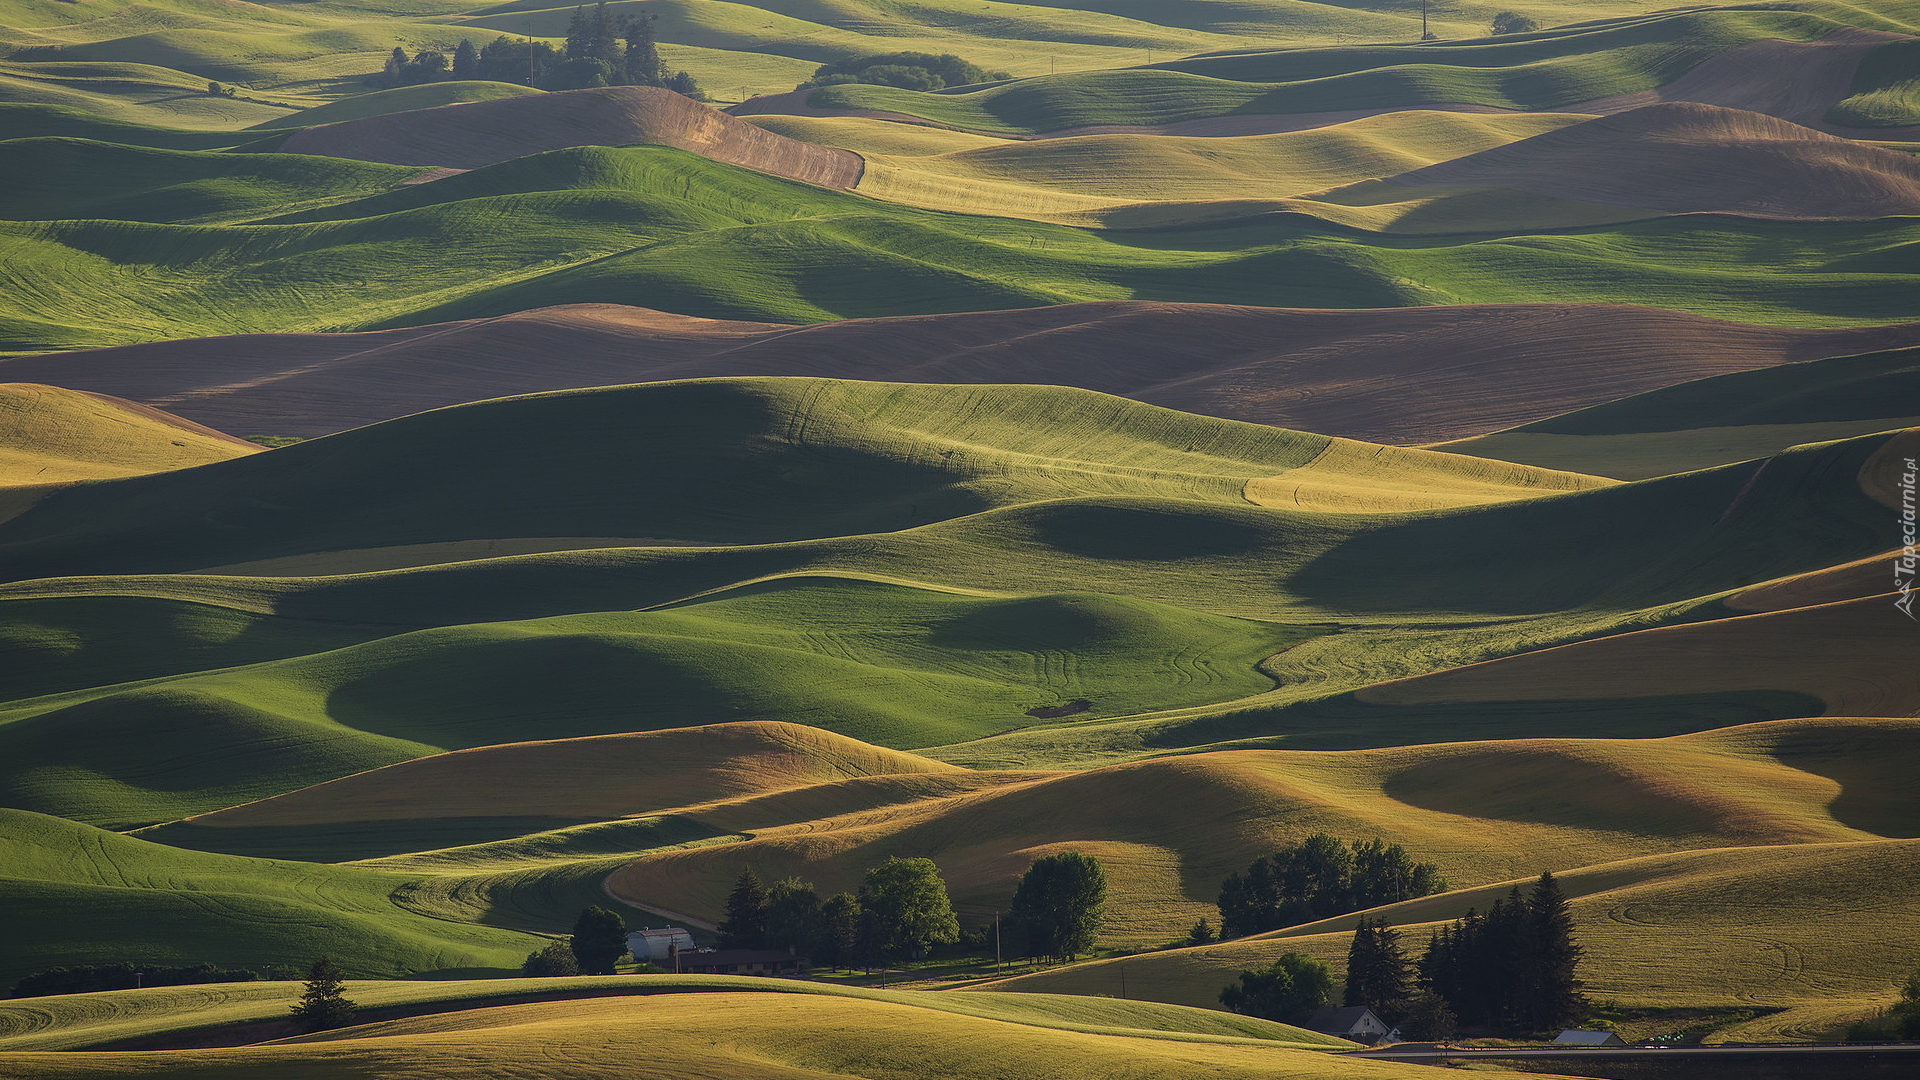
xmin=1478 ymin=888 xmax=1529 ymax=1028
xmin=289 ymin=957 xmax=357 ymax=1031
xmin=452 ymin=38 xmax=479 ymax=80
xmin=586 ymin=0 xmax=620 ymax=68
xmin=564 ymin=7 xmax=590 ymax=60
xmin=1523 ymin=871 xmax=1587 ymax=1031
xmin=1419 ymin=873 xmax=1588 ymax=1036
xmin=718 ymin=867 xmax=769 ymax=950
xmin=569 ymin=905 xmax=628 ymax=974
xmin=621 ymin=11 xmax=664 ymax=87
xmin=1344 ymin=918 xmax=1411 ymax=1021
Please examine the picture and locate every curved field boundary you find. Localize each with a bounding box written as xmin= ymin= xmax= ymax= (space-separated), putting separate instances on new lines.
xmin=282 ymin=86 xmax=862 ymax=190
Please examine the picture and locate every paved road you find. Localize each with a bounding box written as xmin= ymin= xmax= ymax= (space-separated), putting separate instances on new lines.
xmin=1353 ymin=1043 xmax=1920 ymax=1060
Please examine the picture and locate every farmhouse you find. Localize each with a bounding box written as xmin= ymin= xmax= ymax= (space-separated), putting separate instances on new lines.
xmin=1553 ymin=1029 xmax=1629 ymax=1047
xmin=671 ymin=949 xmax=805 ymax=976
xmin=626 ymin=926 xmax=695 ymax=962
xmin=1302 ymin=1005 xmax=1400 ymax=1044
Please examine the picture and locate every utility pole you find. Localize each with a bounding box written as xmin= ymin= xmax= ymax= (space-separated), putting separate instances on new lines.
xmin=994 ymin=912 xmax=1002 ymax=974
xmin=1421 ymin=0 xmax=1430 ymax=40
xmin=528 ymin=35 xmax=536 ymax=87
xmin=1119 ymin=963 xmax=1126 ymax=1000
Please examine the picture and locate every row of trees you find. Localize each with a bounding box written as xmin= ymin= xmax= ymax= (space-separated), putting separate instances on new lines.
xmin=716 ymin=852 xmax=1106 ymax=969
xmin=1416 ymin=872 xmax=1586 ymax=1032
xmin=1216 ymin=834 xmax=1446 ymax=937
xmin=367 ymin=3 xmax=702 ymax=97
xmin=718 ymin=858 xmax=959 ymax=970
xmin=1219 ymin=871 xmax=1587 ymax=1037
xmin=11 ymin=962 xmax=264 ymax=998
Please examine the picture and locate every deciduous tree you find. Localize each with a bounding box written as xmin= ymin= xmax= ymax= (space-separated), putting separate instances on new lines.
xmin=521 ymin=940 xmax=579 ymax=977
xmin=1219 ymin=952 xmax=1333 ymax=1025
xmin=857 ymin=857 xmax=959 ymax=963
xmin=1491 ymin=10 xmax=1541 ymax=34
xmin=1006 ymin=850 xmax=1106 ymax=961
xmin=812 ymin=892 xmax=861 ymax=969
xmin=569 ymin=905 xmax=628 ymax=974
xmin=764 ymin=876 xmax=822 ymax=956
xmin=1219 ymin=835 xmax=1445 ymax=936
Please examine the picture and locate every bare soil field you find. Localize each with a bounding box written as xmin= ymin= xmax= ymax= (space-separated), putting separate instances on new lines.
xmin=1391 ymin=102 xmax=1920 ymax=218
xmin=9 ymin=302 xmax=1920 ymax=442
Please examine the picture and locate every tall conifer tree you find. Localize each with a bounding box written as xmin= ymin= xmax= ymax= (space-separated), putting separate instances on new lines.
xmin=1523 ymin=871 xmax=1587 ymax=1031
xmin=718 ymin=866 xmax=769 ymax=949
xmin=1344 ymin=918 xmax=1411 ymax=1020
xmin=622 ymin=11 xmax=664 ymax=86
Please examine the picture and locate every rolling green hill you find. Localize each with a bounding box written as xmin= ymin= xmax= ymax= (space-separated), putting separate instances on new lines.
xmin=0 ymin=0 xmax=1674 ymax=134
xmin=0 ymin=137 xmax=416 ymax=222
xmin=1829 ymin=38 xmax=1920 ymax=126
xmin=790 ymin=3 xmax=1917 ymax=134
xmin=0 ymin=808 xmax=543 ymax=983
xmin=0 ymin=381 xmax=1904 ymax=837
xmin=6 ymin=139 xmax=1920 ymax=356
xmin=0 ymin=380 xmax=1908 ymax=1024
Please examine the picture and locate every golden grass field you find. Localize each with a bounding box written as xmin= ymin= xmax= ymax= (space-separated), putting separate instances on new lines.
xmin=1243 ymin=438 xmax=1611 ymax=513
xmin=0 ymin=383 xmax=256 ymax=486
xmin=0 ymin=981 xmax=1578 ymax=1080
xmin=0 ymin=975 xmax=1352 ymax=1052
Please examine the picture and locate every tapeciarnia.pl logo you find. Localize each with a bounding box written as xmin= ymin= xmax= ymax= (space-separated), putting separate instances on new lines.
xmin=1898 ymin=456 xmax=1917 ymax=620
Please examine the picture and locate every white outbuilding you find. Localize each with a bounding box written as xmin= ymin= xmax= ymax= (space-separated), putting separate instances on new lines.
xmin=627 ymin=926 xmax=695 ymax=962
